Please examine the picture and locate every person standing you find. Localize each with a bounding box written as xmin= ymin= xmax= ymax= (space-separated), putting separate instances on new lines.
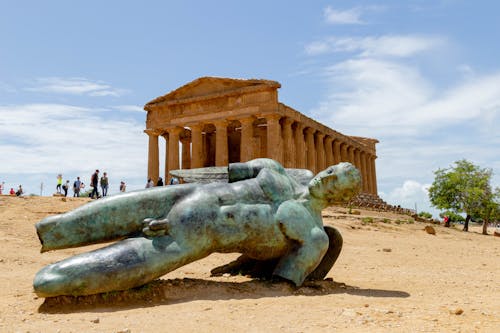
xmin=62 ymin=180 xmax=70 ymax=197
xmin=119 ymin=181 xmax=126 ymax=192
xmin=100 ymin=172 xmax=109 ymax=197
xmin=56 ymin=174 xmax=63 ymax=194
xmin=0 ymin=181 xmax=4 ymax=195
xmin=145 ymin=178 xmax=154 ymax=188
xmin=16 ymin=185 xmax=23 ymax=196
xmin=73 ymin=177 xmax=82 ymax=197
xmin=156 ymin=177 xmax=164 ymax=186
xmin=90 ymin=170 xmax=99 ymax=199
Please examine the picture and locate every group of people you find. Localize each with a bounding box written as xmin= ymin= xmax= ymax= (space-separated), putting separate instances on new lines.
xmin=0 ymin=182 xmax=23 ymax=196
xmin=57 ymin=171 xmax=126 ymax=198
xmin=145 ymin=176 xmax=179 ymax=188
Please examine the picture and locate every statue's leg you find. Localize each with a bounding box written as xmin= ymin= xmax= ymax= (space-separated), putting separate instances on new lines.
xmin=33 ymin=235 xmax=208 ymax=297
xmin=306 ymin=225 xmax=343 ymax=280
xmin=36 ymin=185 xmax=196 ymax=252
xmin=272 ymin=201 xmax=329 ymax=286
xmin=210 ymin=226 xmax=342 ymax=281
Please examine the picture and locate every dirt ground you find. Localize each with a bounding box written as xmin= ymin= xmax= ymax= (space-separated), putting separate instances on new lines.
xmin=0 ymin=195 xmax=498 ymax=333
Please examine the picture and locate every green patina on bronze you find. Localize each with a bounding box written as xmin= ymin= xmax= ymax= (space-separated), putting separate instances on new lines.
xmin=33 ymin=159 xmax=361 ymax=297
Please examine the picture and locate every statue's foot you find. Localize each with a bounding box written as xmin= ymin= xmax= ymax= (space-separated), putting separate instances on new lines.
xmin=142 ymin=217 xmax=169 ymax=237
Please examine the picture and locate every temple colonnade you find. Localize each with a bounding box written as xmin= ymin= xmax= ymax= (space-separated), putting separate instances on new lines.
xmin=144 ymin=77 xmax=379 ymax=195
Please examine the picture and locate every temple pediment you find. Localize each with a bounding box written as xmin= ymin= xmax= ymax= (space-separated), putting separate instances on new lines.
xmin=145 ymin=77 xmax=280 ymax=108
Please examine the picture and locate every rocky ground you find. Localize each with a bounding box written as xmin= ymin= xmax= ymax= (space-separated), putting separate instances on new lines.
xmin=0 ymin=195 xmax=498 ymax=332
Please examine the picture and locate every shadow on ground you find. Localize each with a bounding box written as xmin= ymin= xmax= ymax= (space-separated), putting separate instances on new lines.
xmin=38 ymin=278 xmax=410 ymax=313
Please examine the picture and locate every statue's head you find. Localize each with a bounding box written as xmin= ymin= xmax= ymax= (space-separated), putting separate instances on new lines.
xmin=308 ymin=163 xmax=362 ymax=207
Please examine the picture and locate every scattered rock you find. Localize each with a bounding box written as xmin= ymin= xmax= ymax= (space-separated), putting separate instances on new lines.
xmin=453 ymin=308 xmax=464 ymax=315
xmin=494 ymin=229 xmax=500 ymax=237
xmin=382 ymin=248 xmax=392 ymax=252
xmin=424 ymin=225 xmax=436 ymax=235
xmin=91 ymin=318 xmax=100 ymax=323
xmin=116 ymin=329 xmax=131 ymax=333
xmin=61 ymin=197 xmax=67 ymax=202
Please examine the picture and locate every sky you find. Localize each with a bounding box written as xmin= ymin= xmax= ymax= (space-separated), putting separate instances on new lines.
xmin=1 ymin=0 xmax=499 ymax=217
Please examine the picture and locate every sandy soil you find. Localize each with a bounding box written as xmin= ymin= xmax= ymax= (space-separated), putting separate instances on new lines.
xmin=0 ymin=195 xmax=498 ymax=333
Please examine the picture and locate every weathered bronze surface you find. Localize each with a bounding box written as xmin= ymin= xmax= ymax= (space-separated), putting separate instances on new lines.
xmin=34 ymin=159 xmax=361 ymax=297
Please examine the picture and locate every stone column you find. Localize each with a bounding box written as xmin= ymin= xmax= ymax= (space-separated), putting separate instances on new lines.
xmin=294 ymin=122 xmax=306 ymax=169
xmin=282 ymin=118 xmax=294 ymax=168
xmin=239 ymin=117 xmax=255 ymax=162
xmin=348 ymin=146 xmax=355 ymax=165
xmin=181 ymin=136 xmax=191 ymax=170
xmin=304 ymin=127 xmax=316 ymax=172
xmin=214 ymin=120 xmax=229 ymax=166
xmin=354 ymin=148 xmax=361 ymax=173
xmin=167 ymin=127 xmax=182 ymax=182
xmin=266 ymin=114 xmax=283 ymax=163
xmin=325 ymin=136 xmax=334 ymax=167
xmin=145 ymin=129 xmax=160 ymax=183
xmin=340 ymin=142 xmax=348 ymax=162
xmin=161 ymin=133 xmax=169 ymax=182
xmin=333 ymin=139 xmax=341 ymax=164
xmin=360 ymin=151 xmax=369 ymax=193
xmin=190 ymin=124 xmax=204 ymax=169
xmin=315 ymin=132 xmax=325 ymax=173
xmin=370 ymin=155 xmax=378 ymax=195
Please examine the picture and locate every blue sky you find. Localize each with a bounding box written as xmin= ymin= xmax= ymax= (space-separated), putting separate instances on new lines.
xmin=1 ymin=0 xmax=498 ymax=217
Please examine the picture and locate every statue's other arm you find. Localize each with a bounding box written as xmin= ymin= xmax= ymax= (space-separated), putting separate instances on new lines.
xmin=228 ymin=158 xmax=286 ymax=183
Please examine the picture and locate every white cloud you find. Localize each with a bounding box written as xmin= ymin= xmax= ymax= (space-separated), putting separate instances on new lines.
xmin=323 ymin=5 xmax=385 ymax=25
xmin=112 ymin=104 xmax=145 ymax=112
xmin=305 ymin=35 xmax=444 ymax=57
xmin=324 ymin=6 xmax=364 ymax=25
xmin=0 ymin=103 xmax=148 ymax=195
xmin=380 ymin=180 xmax=437 ymax=216
xmin=25 ymin=77 xmax=128 ymax=97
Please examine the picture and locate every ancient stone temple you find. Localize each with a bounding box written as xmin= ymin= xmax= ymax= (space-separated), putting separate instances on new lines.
xmin=144 ymin=77 xmax=379 ymax=194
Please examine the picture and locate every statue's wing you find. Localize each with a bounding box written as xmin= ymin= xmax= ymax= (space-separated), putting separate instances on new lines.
xmin=170 ymin=166 xmax=313 ymax=186
xmin=170 ymin=167 xmax=228 ymax=183
xmin=285 ymin=168 xmax=314 ymax=187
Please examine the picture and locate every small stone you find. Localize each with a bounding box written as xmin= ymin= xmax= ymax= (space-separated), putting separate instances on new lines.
xmin=364 ymin=304 xmax=369 ymax=307
xmin=382 ymin=248 xmax=392 ymax=252
xmin=222 ymin=273 xmax=230 ymax=277
xmin=91 ymin=318 xmax=100 ymax=323
xmin=453 ymin=308 xmax=464 ymax=315
xmin=424 ymin=225 xmax=436 ymax=235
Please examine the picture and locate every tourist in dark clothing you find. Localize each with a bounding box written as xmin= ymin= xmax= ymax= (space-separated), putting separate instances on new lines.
xmin=73 ymin=177 xmax=81 ymax=197
xmin=100 ymin=172 xmax=109 ymax=197
xmin=62 ymin=180 xmax=70 ymax=197
xmin=156 ymin=177 xmax=164 ymax=186
xmin=90 ymin=170 xmax=99 ymax=199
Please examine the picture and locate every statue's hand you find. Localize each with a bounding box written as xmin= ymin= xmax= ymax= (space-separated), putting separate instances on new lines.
xmin=142 ymin=217 xmax=169 ymax=237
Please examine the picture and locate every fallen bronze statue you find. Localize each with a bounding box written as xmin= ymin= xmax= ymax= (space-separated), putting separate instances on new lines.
xmin=34 ymin=158 xmax=361 ymax=297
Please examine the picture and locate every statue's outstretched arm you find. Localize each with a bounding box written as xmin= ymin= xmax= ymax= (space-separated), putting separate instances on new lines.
xmin=36 ymin=184 xmax=197 ymax=252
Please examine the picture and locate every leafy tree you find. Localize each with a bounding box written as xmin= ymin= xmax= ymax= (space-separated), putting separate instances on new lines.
xmin=418 ymin=211 xmax=433 ymax=219
xmin=428 ymin=159 xmax=499 ymax=234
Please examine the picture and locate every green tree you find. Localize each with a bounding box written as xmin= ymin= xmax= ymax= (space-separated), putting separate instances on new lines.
xmin=428 ymin=159 xmax=499 ymax=234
